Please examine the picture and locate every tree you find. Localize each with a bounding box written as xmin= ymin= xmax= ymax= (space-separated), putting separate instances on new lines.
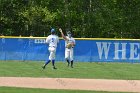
xmin=0 ymin=0 xmax=140 ymax=38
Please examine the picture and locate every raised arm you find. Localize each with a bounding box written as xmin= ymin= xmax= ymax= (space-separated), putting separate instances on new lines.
xmin=59 ymin=28 xmax=68 ymax=41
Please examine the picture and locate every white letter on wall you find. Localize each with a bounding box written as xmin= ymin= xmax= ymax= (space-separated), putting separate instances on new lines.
xmin=114 ymin=43 xmax=127 ymax=60
xmin=96 ymin=42 xmax=111 ymax=59
xmin=129 ymin=43 xmax=140 ymax=60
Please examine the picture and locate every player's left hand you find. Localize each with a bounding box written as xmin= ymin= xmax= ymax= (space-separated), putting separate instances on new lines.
xmin=66 ymin=43 xmax=72 ymax=49
xmin=71 ymin=42 xmax=75 ymax=47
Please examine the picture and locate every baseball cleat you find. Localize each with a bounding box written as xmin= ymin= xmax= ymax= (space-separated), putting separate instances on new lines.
xmin=53 ymin=66 xmax=57 ymax=69
xmin=71 ymin=66 xmax=73 ymax=68
xmin=42 ymin=66 xmax=45 ymax=69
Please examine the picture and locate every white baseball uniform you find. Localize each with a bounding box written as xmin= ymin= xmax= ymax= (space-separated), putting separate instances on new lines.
xmin=65 ymin=36 xmax=75 ymax=61
xmin=46 ymin=35 xmax=59 ymax=60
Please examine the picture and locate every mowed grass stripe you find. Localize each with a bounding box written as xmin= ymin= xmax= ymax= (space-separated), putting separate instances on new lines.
xmin=0 ymin=87 xmax=131 ymax=93
xmin=0 ymin=61 xmax=140 ymax=80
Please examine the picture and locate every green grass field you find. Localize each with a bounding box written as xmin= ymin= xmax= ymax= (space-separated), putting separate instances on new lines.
xmin=0 ymin=61 xmax=139 ymax=93
xmin=0 ymin=87 xmax=131 ymax=93
xmin=0 ymin=61 xmax=140 ymax=80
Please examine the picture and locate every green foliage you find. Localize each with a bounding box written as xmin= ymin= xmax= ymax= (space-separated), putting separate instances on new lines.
xmin=0 ymin=0 xmax=140 ymax=38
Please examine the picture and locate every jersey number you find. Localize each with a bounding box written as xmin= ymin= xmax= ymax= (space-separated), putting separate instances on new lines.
xmin=51 ymin=38 xmax=55 ymax=43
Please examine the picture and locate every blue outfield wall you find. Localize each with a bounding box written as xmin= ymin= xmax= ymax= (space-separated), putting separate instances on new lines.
xmin=0 ymin=37 xmax=140 ymax=62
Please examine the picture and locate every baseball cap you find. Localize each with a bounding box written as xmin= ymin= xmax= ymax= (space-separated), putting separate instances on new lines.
xmin=51 ymin=28 xmax=55 ymax=33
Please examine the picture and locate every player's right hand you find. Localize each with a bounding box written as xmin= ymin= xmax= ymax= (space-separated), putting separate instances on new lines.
xmin=59 ymin=28 xmax=62 ymax=33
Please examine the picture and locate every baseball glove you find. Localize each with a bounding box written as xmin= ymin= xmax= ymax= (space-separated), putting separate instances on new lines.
xmin=66 ymin=43 xmax=72 ymax=49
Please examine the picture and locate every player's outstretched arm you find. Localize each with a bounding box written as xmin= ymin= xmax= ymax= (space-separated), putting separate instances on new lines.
xmin=59 ymin=28 xmax=68 ymax=41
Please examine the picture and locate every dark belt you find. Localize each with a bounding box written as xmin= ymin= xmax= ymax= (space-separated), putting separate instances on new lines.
xmin=49 ymin=46 xmax=55 ymax=48
xmin=66 ymin=47 xmax=74 ymax=49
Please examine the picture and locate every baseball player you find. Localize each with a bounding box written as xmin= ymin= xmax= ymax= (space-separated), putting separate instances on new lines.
xmin=42 ymin=28 xmax=59 ymax=69
xmin=59 ymin=28 xmax=76 ymax=68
